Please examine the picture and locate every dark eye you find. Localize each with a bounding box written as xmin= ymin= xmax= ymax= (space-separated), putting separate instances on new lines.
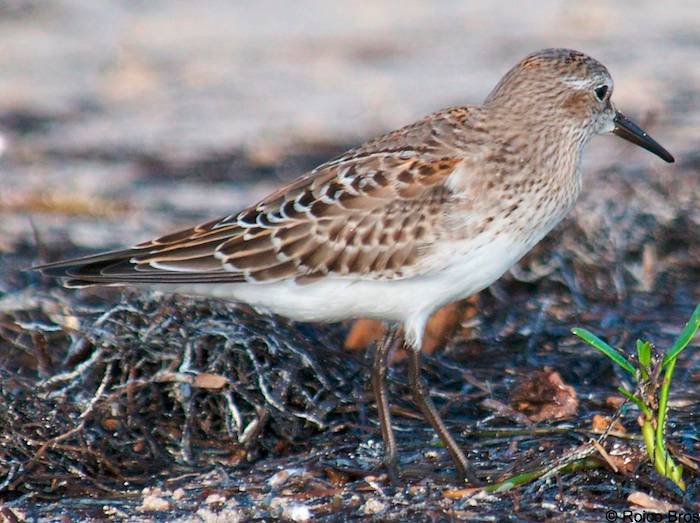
xmin=594 ymin=85 xmax=608 ymax=101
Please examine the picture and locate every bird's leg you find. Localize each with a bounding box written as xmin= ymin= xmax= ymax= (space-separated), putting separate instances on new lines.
xmin=407 ymin=347 xmax=481 ymax=485
xmin=371 ymin=326 xmax=400 ymax=482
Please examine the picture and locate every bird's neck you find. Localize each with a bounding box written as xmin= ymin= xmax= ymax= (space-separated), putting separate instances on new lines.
xmin=488 ymin=105 xmax=586 ymax=185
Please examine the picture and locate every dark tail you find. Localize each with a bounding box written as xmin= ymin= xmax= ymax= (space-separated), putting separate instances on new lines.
xmin=32 ymin=248 xmax=147 ymax=287
xmin=32 ymin=248 xmax=245 ymax=287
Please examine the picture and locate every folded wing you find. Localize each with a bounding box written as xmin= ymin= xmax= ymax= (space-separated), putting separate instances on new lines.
xmin=35 ymin=109 xmax=476 ymax=287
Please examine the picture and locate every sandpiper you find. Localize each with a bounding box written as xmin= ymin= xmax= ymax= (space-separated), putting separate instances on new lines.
xmin=35 ymin=48 xmax=674 ymax=484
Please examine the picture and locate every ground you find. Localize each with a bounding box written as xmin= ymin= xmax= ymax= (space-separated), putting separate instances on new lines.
xmin=0 ymin=1 xmax=699 ymax=521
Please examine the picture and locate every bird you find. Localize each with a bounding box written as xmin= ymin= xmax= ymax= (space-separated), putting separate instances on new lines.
xmin=34 ymin=48 xmax=674 ymax=484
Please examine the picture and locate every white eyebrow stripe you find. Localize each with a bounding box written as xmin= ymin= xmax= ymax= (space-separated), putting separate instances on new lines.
xmin=564 ymin=78 xmax=594 ymax=89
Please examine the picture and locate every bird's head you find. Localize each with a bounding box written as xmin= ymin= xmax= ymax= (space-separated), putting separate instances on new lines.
xmin=485 ymin=48 xmax=674 ymax=163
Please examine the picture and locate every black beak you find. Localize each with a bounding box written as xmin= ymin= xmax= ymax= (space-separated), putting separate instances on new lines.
xmin=612 ymin=112 xmax=674 ymax=163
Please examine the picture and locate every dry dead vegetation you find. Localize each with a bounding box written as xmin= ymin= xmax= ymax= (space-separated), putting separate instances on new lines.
xmin=0 ymin=149 xmax=699 ymax=520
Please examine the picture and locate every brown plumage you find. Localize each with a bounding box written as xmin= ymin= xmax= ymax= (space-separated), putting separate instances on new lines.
xmin=34 ymin=49 xmax=674 ymax=483
xmin=38 ymin=107 xmax=484 ymax=286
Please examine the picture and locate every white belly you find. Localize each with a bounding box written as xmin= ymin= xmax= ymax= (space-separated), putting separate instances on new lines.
xmin=158 ymin=232 xmax=535 ymax=349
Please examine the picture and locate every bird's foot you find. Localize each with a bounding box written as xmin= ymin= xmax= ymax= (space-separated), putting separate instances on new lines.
xmin=373 ymin=456 xmax=400 ymax=486
xmin=385 ymin=460 xmax=401 ymax=486
xmin=454 ymin=464 xmax=483 ymax=487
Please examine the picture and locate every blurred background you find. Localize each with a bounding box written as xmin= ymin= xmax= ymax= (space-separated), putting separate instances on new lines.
xmin=1 ymin=0 xmax=698 ymax=253
xmin=1 ymin=2 xmax=699 ymax=518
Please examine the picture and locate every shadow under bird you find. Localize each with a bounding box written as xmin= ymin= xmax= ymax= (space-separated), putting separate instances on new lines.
xmin=34 ymin=48 xmax=674 ymax=484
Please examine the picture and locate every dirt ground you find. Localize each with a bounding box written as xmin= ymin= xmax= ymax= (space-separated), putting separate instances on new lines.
xmin=1 ymin=1 xmax=699 ymax=521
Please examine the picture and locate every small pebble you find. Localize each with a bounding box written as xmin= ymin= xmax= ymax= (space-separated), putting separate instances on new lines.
xmin=138 ymin=494 xmax=170 ymax=512
xmin=362 ymin=498 xmax=386 ymax=515
xmin=283 ymin=504 xmax=311 ymax=522
xmin=270 ymin=497 xmax=312 ymax=522
xmin=196 ymin=507 xmax=244 ymax=523
xmin=205 ymin=493 xmax=226 ymax=505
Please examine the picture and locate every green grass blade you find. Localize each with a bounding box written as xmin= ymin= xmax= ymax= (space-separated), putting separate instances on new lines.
xmin=636 ymin=339 xmax=651 ymax=379
xmin=636 ymin=339 xmax=652 ymax=367
xmin=662 ymin=303 xmax=700 ymax=368
xmin=571 ymin=328 xmax=637 ymax=375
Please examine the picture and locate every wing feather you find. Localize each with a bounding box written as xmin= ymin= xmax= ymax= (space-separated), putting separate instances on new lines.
xmin=34 ymin=106 xmax=483 ymax=286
